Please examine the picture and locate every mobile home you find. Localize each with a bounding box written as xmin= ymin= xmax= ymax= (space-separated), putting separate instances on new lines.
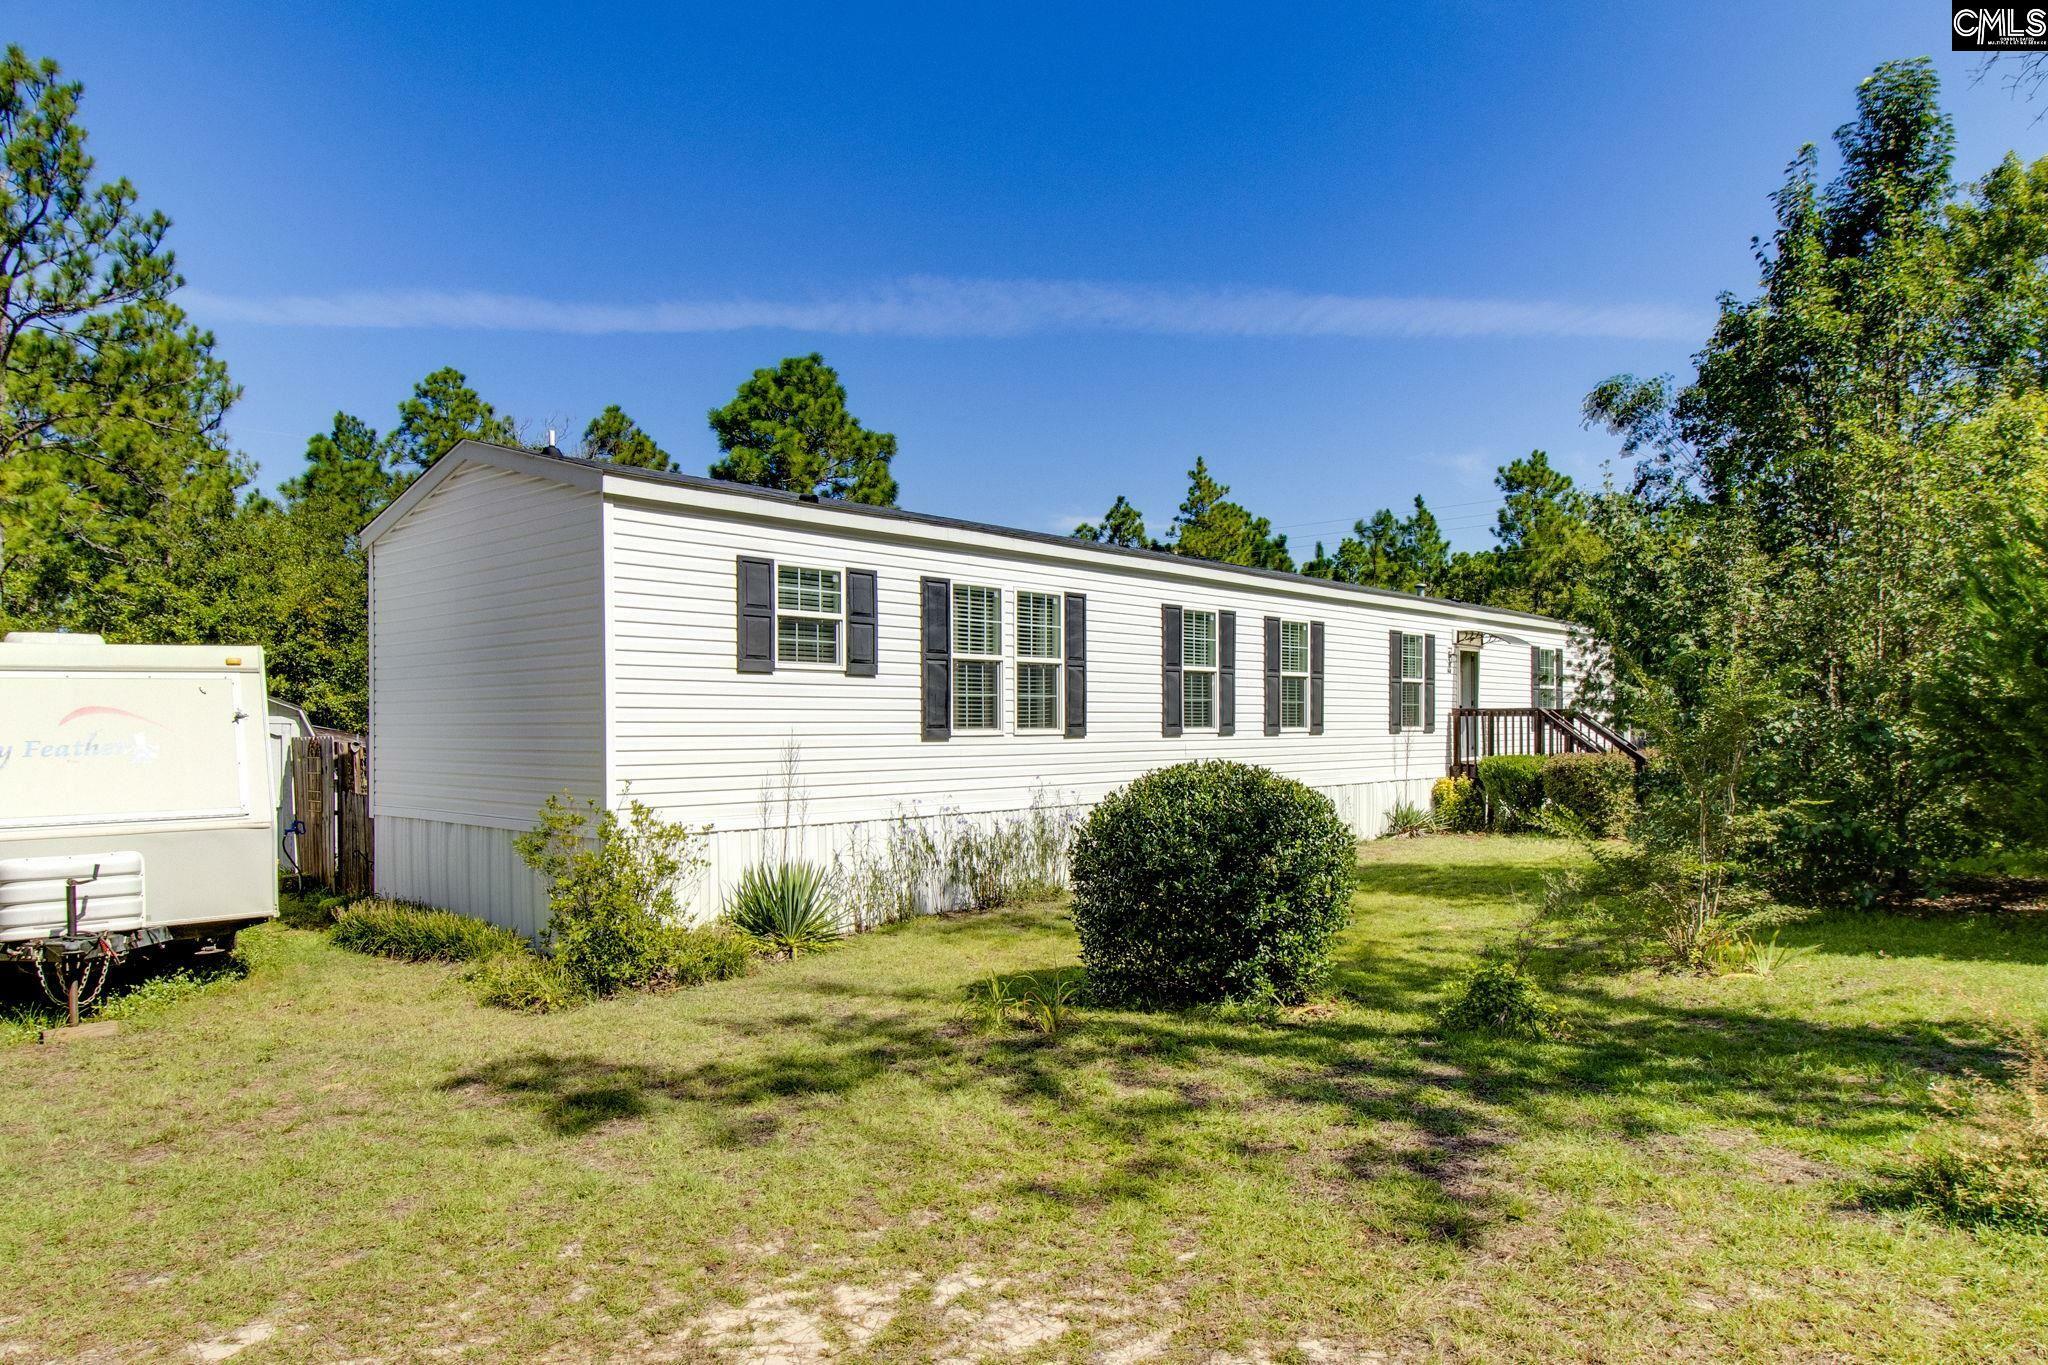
xmin=363 ymin=441 xmax=1593 ymax=933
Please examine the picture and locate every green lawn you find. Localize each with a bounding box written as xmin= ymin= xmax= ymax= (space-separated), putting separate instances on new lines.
xmin=3 ymin=837 xmax=2044 ymax=1362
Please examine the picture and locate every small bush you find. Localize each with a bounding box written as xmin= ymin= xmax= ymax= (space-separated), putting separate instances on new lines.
xmin=1541 ymin=752 xmax=1637 ymax=837
xmin=1477 ymin=755 xmax=1547 ymax=831
xmin=1382 ymin=801 xmax=1435 ymax=839
xmin=1431 ymin=775 xmax=1485 ymax=833
xmin=331 ymin=899 xmax=523 ymax=963
xmin=647 ymin=924 xmax=754 ymax=987
xmin=516 ymin=790 xmax=710 ymax=996
xmin=1436 ymin=960 xmax=1561 ymax=1039
xmin=1069 ymin=761 xmax=1354 ymax=1007
xmin=1895 ymin=1024 xmax=2048 ymax=1231
xmin=725 ymin=861 xmax=842 ymax=959
xmin=467 ymin=952 xmax=586 ymax=1014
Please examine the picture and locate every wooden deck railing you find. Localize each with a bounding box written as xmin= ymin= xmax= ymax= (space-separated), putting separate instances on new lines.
xmin=1448 ymin=707 xmax=1646 ymax=778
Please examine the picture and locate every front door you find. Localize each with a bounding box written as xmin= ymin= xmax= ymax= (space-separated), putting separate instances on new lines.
xmin=1457 ymin=651 xmax=1481 ymax=769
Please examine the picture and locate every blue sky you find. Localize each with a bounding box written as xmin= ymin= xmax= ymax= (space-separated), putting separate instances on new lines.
xmin=18 ymin=3 xmax=2047 ymax=550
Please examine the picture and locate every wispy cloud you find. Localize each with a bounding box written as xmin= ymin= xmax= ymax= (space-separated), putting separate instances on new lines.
xmin=183 ymin=276 xmax=1704 ymax=343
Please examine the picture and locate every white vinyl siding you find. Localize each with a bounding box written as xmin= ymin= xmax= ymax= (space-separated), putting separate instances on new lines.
xmin=364 ymin=444 xmax=1582 ymax=928
xmin=1016 ymin=591 xmax=1062 ymax=731
xmin=366 ymin=462 xmax=602 ymax=931
xmin=953 ymin=584 xmax=1002 ymax=731
xmin=1280 ymin=619 xmax=1309 ymax=729
xmin=777 ymin=565 xmax=842 ymax=665
xmin=1182 ymin=608 xmax=1217 ymax=730
xmin=1397 ymin=632 xmax=1425 ymax=730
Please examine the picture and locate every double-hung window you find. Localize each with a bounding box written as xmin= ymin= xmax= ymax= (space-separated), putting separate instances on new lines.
xmin=1279 ymin=620 xmax=1310 ymax=729
xmin=1015 ymin=591 xmax=1062 ymax=731
xmin=1397 ymin=631 xmax=1426 ymax=729
xmin=776 ymin=565 xmax=842 ymax=665
xmin=1182 ymin=608 xmax=1218 ymax=729
xmin=1534 ymin=648 xmax=1564 ymax=710
xmin=953 ymin=584 xmax=1002 ymax=731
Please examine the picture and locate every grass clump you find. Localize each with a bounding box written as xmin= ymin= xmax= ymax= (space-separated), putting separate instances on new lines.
xmin=725 ymin=861 xmax=842 ymax=959
xmin=331 ymin=899 xmax=524 ymax=963
xmin=1436 ymin=959 xmax=1562 ymax=1040
xmin=466 ymin=952 xmax=586 ymax=1014
xmin=1894 ymin=1023 xmax=2048 ymax=1231
xmin=965 ymin=970 xmax=1084 ymax=1035
xmin=277 ymin=884 xmax=353 ymax=929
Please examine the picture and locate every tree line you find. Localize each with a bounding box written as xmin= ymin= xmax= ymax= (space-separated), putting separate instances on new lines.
xmin=4 ymin=46 xmax=2044 ymax=898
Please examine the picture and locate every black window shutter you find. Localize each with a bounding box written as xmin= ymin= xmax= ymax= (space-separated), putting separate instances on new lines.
xmin=1423 ymin=632 xmax=1436 ymax=734
xmin=1063 ymin=592 xmax=1087 ymax=738
xmin=1263 ymin=615 xmax=1282 ymax=736
xmin=1218 ymin=610 xmax=1237 ymax=736
xmin=1310 ymin=621 xmax=1326 ymax=735
xmin=737 ymin=556 xmax=775 ymax=673
xmin=1530 ymin=645 xmax=1541 ymax=708
xmin=1388 ymin=628 xmax=1403 ymax=733
xmin=1161 ymin=605 xmax=1183 ymax=738
xmin=844 ymin=569 xmax=878 ymax=677
xmin=921 ymin=577 xmax=951 ymax=741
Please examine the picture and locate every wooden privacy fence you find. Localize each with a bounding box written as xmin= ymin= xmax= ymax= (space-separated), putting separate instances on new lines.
xmin=290 ymin=734 xmax=372 ymax=895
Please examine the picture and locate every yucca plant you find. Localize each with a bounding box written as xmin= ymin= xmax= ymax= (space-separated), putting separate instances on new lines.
xmin=1713 ymin=930 xmax=1813 ymax=977
xmin=725 ymin=861 xmax=842 ymax=959
xmin=1382 ymin=801 xmax=1436 ymax=839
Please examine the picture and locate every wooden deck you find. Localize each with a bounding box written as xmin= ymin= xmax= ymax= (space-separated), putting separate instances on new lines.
xmin=1448 ymin=706 xmax=1646 ymax=778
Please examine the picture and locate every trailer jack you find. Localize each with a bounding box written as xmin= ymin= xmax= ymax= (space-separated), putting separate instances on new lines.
xmin=8 ymin=868 xmax=171 ymax=1025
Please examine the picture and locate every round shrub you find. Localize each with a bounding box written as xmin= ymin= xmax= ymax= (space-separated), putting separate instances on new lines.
xmin=1068 ymin=761 xmax=1355 ymax=1007
xmin=1540 ymin=752 xmax=1636 ymax=837
xmin=1476 ymin=754 xmax=1546 ymax=831
xmin=1431 ymin=775 xmax=1485 ymax=833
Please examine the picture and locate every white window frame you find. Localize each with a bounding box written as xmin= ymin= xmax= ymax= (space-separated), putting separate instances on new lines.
xmin=775 ymin=564 xmax=843 ymax=668
xmin=1398 ymin=631 xmax=1426 ymax=730
xmin=1014 ymin=590 xmax=1062 ymax=733
xmin=952 ymin=582 xmax=1003 ymax=733
xmin=1535 ymin=647 xmax=1564 ymax=710
xmin=1279 ymin=619 xmax=1311 ymax=730
xmin=1182 ymin=607 xmax=1218 ymax=731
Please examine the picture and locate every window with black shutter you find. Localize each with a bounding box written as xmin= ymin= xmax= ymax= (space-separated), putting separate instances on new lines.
xmin=736 ymin=556 xmax=775 ymax=673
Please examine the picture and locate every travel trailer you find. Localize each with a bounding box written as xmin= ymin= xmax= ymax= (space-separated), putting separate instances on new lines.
xmin=0 ymin=634 xmax=278 ymax=1008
